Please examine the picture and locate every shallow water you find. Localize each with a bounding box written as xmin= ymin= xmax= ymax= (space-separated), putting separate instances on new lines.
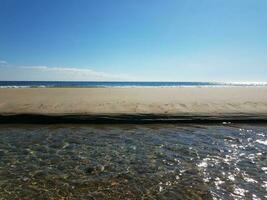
xmin=0 ymin=123 xmax=266 ymax=200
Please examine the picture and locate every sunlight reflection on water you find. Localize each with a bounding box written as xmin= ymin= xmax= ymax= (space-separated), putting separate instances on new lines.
xmin=0 ymin=123 xmax=266 ymax=199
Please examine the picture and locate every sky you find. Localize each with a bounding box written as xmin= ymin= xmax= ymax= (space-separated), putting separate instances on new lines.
xmin=0 ymin=0 xmax=266 ymax=82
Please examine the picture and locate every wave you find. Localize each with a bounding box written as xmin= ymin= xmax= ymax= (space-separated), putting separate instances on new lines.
xmin=0 ymin=81 xmax=267 ymax=88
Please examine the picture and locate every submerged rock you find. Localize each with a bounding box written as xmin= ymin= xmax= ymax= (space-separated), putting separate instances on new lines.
xmin=86 ymin=166 xmax=95 ymax=174
xmin=86 ymin=165 xmax=105 ymax=175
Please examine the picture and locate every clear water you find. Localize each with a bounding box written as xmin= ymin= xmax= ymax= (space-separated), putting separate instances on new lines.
xmin=0 ymin=123 xmax=266 ymax=199
xmin=0 ymin=81 xmax=267 ymax=88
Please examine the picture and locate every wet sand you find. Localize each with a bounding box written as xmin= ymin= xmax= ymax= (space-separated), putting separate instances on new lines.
xmin=0 ymin=87 xmax=267 ymax=120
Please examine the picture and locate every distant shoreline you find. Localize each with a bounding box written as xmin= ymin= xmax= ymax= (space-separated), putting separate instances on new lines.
xmin=1 ymin=87 xmax=267 ymax=123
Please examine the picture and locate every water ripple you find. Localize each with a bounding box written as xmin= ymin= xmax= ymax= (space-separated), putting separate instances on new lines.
xmin=0 ymin=124 xmax=266 ymax=199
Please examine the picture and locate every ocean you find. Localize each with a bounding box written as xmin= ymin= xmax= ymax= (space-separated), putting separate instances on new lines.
xmin=0 ymin=123 xmax=266 ymax=199
xmin=0 ymin=81 xmax=267 ymax=88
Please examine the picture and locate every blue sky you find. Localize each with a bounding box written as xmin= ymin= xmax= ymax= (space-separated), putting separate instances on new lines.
xmin=0 ymin=0 xmax=266 ymax=81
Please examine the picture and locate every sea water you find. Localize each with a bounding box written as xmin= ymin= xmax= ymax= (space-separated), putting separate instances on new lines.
xmin=1 ymin=81 xmax=267 ymax=88
xmin=0 ymin=123 xmax=266 ymax=199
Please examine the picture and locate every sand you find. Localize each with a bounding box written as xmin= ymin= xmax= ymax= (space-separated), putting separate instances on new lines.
xmin=0 ymin=87 xmax=267 ymax=119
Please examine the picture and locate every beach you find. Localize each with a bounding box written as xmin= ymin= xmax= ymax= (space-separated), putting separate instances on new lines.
xmin=1 ymin=87 xmax=267 ymax=198
xmin=0 ymin=87 xmax=267 ymax=119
